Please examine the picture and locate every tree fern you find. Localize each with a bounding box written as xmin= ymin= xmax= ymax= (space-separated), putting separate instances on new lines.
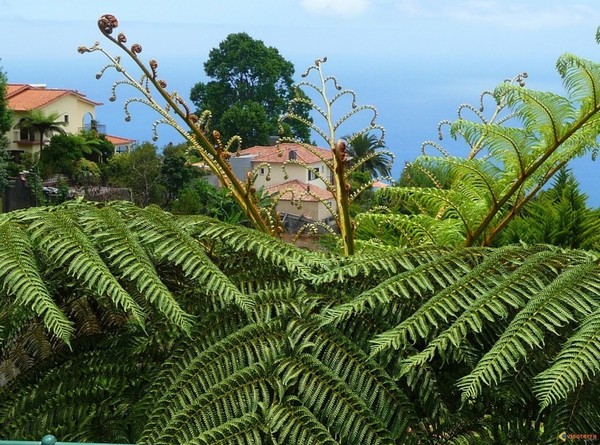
xmin=359 ymin=48 xmax=600 ymax=248
xmin=3 ymin=201 xmax=600 ymax=443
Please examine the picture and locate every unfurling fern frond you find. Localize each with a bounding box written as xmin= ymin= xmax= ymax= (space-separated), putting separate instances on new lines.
xmin=360 ymin=51 xmax=600 ymax=249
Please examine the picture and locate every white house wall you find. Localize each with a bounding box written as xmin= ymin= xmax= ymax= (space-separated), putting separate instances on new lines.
xmin=10 ymin=95 xmax=96 ymax=155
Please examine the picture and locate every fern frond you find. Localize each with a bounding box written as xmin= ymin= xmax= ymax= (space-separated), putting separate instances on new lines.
xmin=0 ymin=345 xmax=153 ymax=441
xmin=556 ymin=53 xmax=600 ymax=109
xmin=22 ymin=208 xmax=146 ymax=325
xmin=141 ymin=321 xmax=284 ymax=440
xmin=323 ymin=249 xmax=483 ymax=336
xmin=183 ymin=215 xmax=322 ymax=278
xmin=142 ymin=362 xmax=272 ymax=445
xmin=185 ymin=412 xmax=264 ymax=445
xmin=534 ymin=306 xmax=600 ymax=409
xmin=400 ymin=247 xmax=566 ymax=373
xmin=131 ymin=206 xmax=251 ymax=311
xmin=269 ymin=401 xmax=339 ymax=445
xmin=497 ymin=84 xmax=576 ymax=142
xmin=81 ymin=205 xmax=193 ymax=332
xmin=355 ymin=212 xmax=465 ymax=248
xmin=0 ymin=221 xmax=74 ymax=344
xmin=374 ymin=245 xmax=529 ymax=359
xmin=278 ymin=353 xmax=396 ymax=444
xmin=292 ymin=319 xmax=414 ymax=438
xmin=457 ymin=257 xmax=600 ymax=401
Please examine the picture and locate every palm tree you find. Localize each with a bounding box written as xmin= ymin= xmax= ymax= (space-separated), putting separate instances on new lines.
xmin=346 ymin=132 xmax=393 ymax=179
xmin=17 ymin=110 xmax=67 ymax=156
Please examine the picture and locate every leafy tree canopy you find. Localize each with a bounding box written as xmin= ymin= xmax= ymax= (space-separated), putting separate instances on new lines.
xmin=0 ymin=66 xmax=12 ymax=191
xmin=160 ymin=143 xmax=197 ymax=205
xmin=190 ymin=32 xmax=310 ymax=148
xmin=0 ymin=66 xmax=11 ymax=136
xmin=106 ymin=142 xmax=164 ymax=206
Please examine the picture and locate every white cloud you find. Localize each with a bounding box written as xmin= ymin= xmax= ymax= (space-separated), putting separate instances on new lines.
xmin=299 ymin=0 xmax=371 ymax=18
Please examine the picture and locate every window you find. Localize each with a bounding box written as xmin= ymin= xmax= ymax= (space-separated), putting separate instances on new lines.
xmin=18 ymin=119 xmax=33 ymax=141
xmin=64 ymin=115 xmax=69 ymax=123
xmin=308 ymin=169 xmax=316 ymax=181
xmin=260 ymin=167 xmax=266 ymax=175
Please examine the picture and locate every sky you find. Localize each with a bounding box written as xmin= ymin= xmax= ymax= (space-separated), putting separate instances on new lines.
xmin=2 ymin=0 xmax=600 ymax=203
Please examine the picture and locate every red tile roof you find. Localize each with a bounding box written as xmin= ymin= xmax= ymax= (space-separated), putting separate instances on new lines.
xmin=6 ymin=83 xmax=102 ymax=111
xmin=238 ymin=143 xmax=332 ymax=164
xmin=267 ymin=179 xmax=333 ymax=202
xmin=371 ymin=180 xmax=390 ymax=189
xmin=105 ymin=135 xmax=136 ymax=145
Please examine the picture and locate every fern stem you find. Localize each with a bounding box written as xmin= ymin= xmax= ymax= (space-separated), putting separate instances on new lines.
xmin=466 ymin=101 xmax=600 ymax=247
xmin=91 ymin=17 xmax=275 ymax=237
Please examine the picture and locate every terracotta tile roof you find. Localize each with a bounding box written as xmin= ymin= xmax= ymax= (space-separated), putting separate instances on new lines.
xmin=238 ymin=143 xmax=332 ymax=164
xmin=6 ymin=84 xmax=29 ymax=97
xmin=6 ymin=83 xmax=102 ymax=111
xmin=105 ymin=135 xmax=136 ymax=145
xmin=267 ymin=179 xmax=333 ymax=202
xmin=372 ymin=180 xmax=390 ymax=188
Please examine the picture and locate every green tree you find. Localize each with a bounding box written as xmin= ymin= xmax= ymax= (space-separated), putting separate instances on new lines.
xmin=38 ymin=133 xmax=86 ymax=178
xmin=79 ymin=130 xmax=115 ymax=165
xmin=346 ymin=133 xmax=393 ymax=180
xmin=74 ymin=158 xmax=101 ymax=188
xmin=171 ymin=178 xmax=247 ymax=223
xmin=107 ymin=142 xmax=164 ymax=206
xmin=16 ymin=109 xmax=67 ymax=156
xmin=160 ymin=143 xmax=196 ymax=206
xmin=190 ymin=32 xmax=310 ymax=148
xmin=497 ymin=168 xmax=600 ymax=249
xmin=0 ymin=66 xmax=13 ymax=193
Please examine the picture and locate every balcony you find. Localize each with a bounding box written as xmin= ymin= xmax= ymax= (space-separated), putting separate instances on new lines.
xmin=12 ymin=130 xmax=37 ymax=146
xmin=80 ymin=122 xmax=106 ymax=135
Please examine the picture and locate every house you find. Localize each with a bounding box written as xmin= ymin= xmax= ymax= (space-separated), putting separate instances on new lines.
xmin=105 ymin=135 xmax=136 ymax=154
xmin=5 ymin=83 xmax=134 ymax=160
xmin=266 ymin=179 xmax=335 ymax=222
xmin=230 ymin=142 xmax=336 ymax=222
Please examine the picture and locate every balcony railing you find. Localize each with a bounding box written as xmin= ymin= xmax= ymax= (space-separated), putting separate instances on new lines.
xmin=80 ymin=123 xmax=107 ymax=134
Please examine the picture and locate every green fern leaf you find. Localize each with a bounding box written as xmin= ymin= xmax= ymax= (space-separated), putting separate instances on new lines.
xmin=457 ymin=257 xmax=599 ymax=401
xmin=0 ymin=220 xmax=74 ymax=344
xmin=81 ymin=205 xmax=193 ymax=332
xmin=22 ymin=208 xmax=146 ymax=324
xmin=534 ymin=306 xmax=600 ymax=409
